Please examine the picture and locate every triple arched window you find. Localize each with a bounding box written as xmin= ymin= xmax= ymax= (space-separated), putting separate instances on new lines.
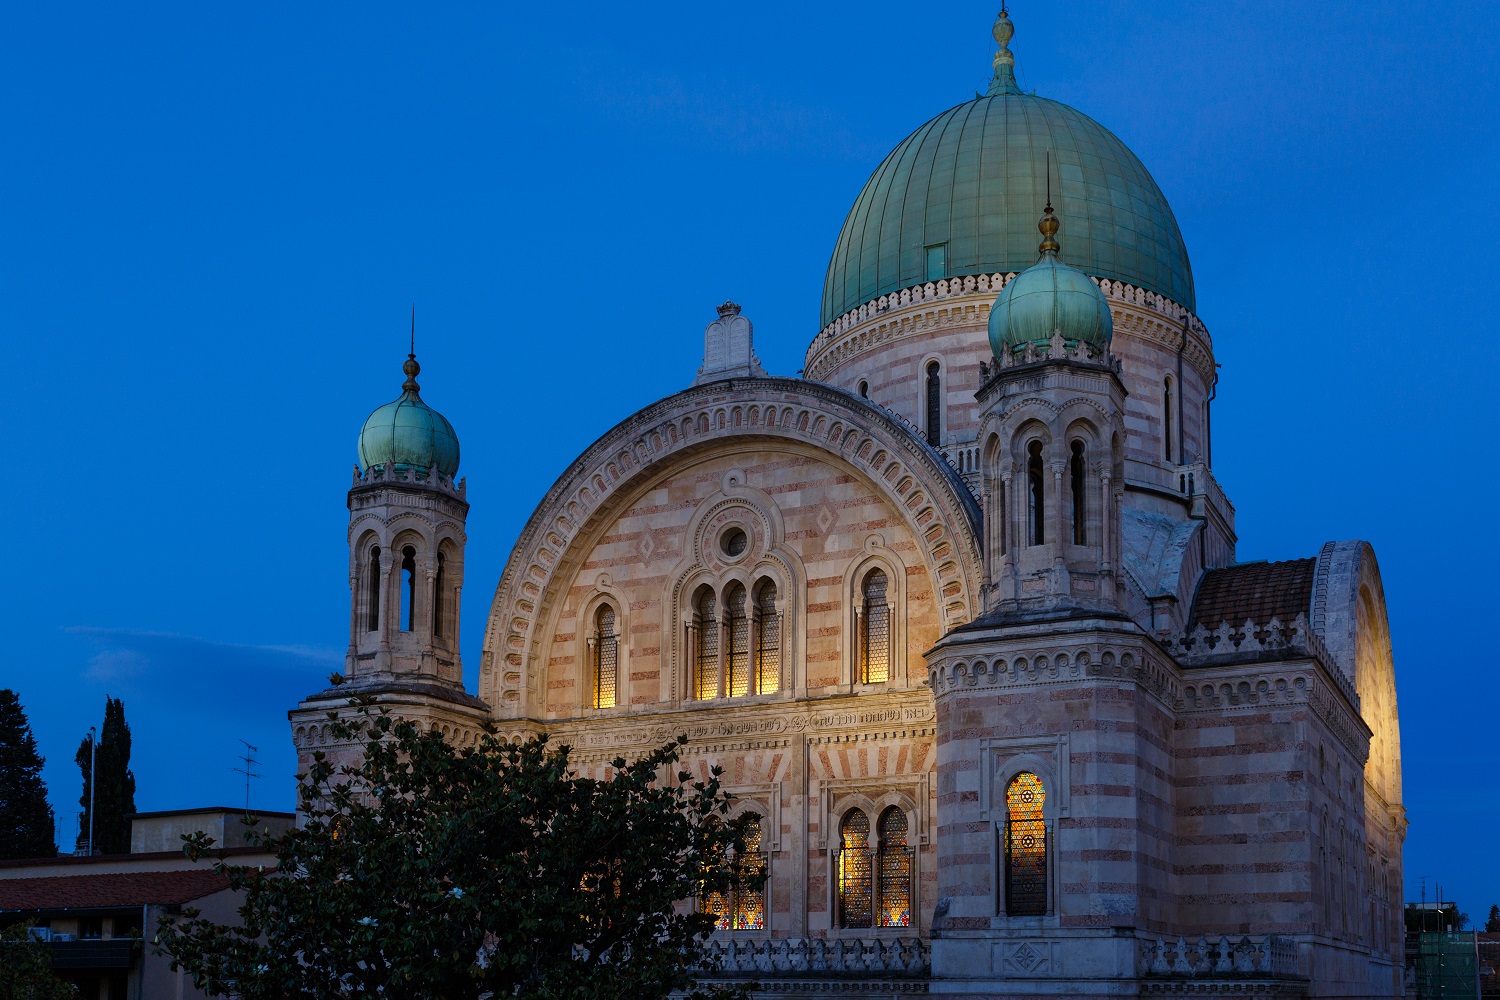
xmin=592 ymin=604 xmax=619 ymax=710
xmin=691 ymin=580 xmax=781 ymax=700
xmin=836 ymin=807 xmax=913 ymax=928
xmin=1003 ymin=772 xmax=1048 ymax=916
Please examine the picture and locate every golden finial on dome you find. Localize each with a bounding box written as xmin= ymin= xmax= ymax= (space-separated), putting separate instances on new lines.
xmin=987 ymin=5 xmax=1021 ymax=96
xmin=1038 ymin=150 xmax=1060 ymax=256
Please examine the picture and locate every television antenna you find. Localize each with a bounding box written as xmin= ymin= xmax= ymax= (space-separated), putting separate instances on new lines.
xmin=231 ymin=740 xmax=261 ymax=813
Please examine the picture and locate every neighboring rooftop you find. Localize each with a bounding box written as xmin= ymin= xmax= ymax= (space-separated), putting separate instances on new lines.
xmin=0 ymin=870 xmax=230 ymax=911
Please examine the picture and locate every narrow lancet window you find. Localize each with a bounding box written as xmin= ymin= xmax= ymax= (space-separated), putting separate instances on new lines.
xmin=1005 ymin=772 xmax=1047 ymax=916
xmin=694 ymin=589 xmax=718 ymax=700
xmin=1027 ymin=441 xmax=1046 ymax=545
xmin=1070 ymin=441 xmax=1087 ymax=545
xmin=725 ymin=584 xmax=750 ymax=698
xmin=925 ymin=361 xmax=942 ymax=447
xmin=877 ymin=807 xmax=913 ymax=927
xmin=400 ymin=546 xmax=417 ymax=632
xmin=593 ymin=604 xmax=618 ymax=709
xmin=366 ymin=546 xmax=381 ymax=632
xmin=733 ymin=822 xmax=767 ymax=930
xmin=755 ymin=583 xmax=780 ymax=695
xmin=837 ymin=810 xmax=873 ymax=928
xmin=1164 ymin=379 xmax=1175 ymax=462
xmin=433 ymin=551 xmax=446 ymax=638
xmin=861 ymin=570 xmax=890 ymax=684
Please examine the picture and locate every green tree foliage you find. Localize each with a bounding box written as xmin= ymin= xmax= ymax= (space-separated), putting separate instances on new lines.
xmin=155 ymin=701 xmax=759 ymax=1000
xmin=1486 ymin=904 xmax=1500 ymax=933
xmin=0 ymin=921 xmax=76 ymax=1000
xmin=0 ymin=690 xmax=56 ymax=860
xmin=75 ymin=697 xmax=135 ymax=855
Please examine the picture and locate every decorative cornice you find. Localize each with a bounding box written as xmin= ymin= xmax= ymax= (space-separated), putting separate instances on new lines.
xmin=804 ymin=275 xmax=1215 ymax=388
xmin=350 ymin=463 xmax=467 ymax=501
xmin=482 ymin=381 xmax=984 ymax=715
xmin=928 ymin=636 xmax=1180 ymax=708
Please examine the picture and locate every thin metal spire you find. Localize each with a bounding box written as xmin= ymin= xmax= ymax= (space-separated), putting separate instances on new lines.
xmin=1038 ymin=150 xmax=1060 ymax=256
xmin=410 ymin=304 xmax=416 ymax=358
xmin=402 ymin=306 xmax=421 ymax=394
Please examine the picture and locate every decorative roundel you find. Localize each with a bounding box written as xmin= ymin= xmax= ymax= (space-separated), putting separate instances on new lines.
xmin=1019 ymin=788 xmax=1036 ymax=804
xmin=720 ymin=527 xmax=748 ymax=559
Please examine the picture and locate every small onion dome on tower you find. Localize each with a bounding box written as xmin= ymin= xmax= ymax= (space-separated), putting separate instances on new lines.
xmin=988 ymin=194 xmax=1113 ymax=357
xmin=356 ymin=352 xmax=460 ymax=477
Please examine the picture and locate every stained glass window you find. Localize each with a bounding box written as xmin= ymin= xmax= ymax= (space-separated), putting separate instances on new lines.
xmin=877 ymin=807 xmax=913 ymax=927
xmin=695 ymin=590 xmax=717 ymax=700
xmin=837 ymin=810 xmax=873 ymax=928
xmin=593 ymin=605 xmax=617 ymax=709
xmin=861 ymin=570 xmax=890 ymax=684
xmin=1005 ymin=772 xmax=1047 ymax=916
xmin=755 ymin=583 xmax=780 ymax=695
xmin=726 ymin=584 xmax=750 ymax=698
xmin=733 ymin=823 xmax=767 ymax=930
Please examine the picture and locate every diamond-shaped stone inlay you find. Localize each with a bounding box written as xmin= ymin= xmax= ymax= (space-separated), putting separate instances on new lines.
xmin=812 ymin=500 xmax=838 ymax=536
xmin=1006 ymin=941 xmax=1047 ymax=974
xmin=638 ymin=533 xmax=656 ymax=558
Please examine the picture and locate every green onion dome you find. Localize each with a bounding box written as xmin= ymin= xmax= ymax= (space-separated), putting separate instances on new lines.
xmin=988 ymin=201 xmax=1113 ymax=356
xmin=356 ymin=354 xmax=460 ymax=478
xmin=820 ymin=10 xmax=1193 ymax=329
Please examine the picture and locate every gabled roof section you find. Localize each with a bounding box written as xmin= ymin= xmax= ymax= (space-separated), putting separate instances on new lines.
xmin=0 ymin=870 xmax=231 ymax=911
xmin=1190 ymin=558 xmax=1316 ymax=628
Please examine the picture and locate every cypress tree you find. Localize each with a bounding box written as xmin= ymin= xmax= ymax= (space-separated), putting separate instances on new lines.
xmin=0 ymin=689 xmax=56 ymax=860
xmin=75 ymin=697 xmax=136 ymax=855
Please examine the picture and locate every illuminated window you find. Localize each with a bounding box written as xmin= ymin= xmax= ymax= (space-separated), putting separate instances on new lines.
xmin=876 ymin=807 xmax=913 ymax=927
xmin=755 ymin=582 xmax=780 ymax=695
xmin=1070 ymin=441 xmax=1087 ymax=545
xmin=593 ymin=605 xmax=618 ymax=710
xmin=1027 ymin=441 xmax=1045 ymax=545
xmin=701 ymin=818 xmax=731 ymax=930
xmin=1004 ymin=772 xmax=1047 ymax=916
xmin=694 ymin=589 xmax=718 ymax=700
xmin=366 ymin=546 xmax=381 ymax=631
xmin=733 ymin=823 xmax=767 ymax=930
xmin=860 ymin=570 xmax=890 ymax=684
xmin=399 ymin=546 xmax=417 ymax=632
xmin=925 ymin=361 xmax=942 ymax=447
xmin=725 ymin=584 xmax=750 ymax=698
xmin=837 ymin=810 xmax=873 ymax=928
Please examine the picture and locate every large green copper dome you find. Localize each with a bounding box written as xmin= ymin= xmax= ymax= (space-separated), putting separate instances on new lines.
xmin=357 ymin=355 xmax=460 ymax=478
xmin=820 ymin=13 xmax=1194 ymax=328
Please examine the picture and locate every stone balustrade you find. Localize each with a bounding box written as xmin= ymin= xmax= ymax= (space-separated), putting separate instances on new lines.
xmin=695 ymin=936 xmax=929 ymax=978
xmin=350 ymin=462 xmax=466 ymax=499
xmin=1158 ymin=612 xmax=1360 ymax=711
xmin=1138 ymin=934 xmax=1302 ymax=979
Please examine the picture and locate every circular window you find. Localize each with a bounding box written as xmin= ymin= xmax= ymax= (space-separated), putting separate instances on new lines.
xmin=720 ymin=527 xmax=748 ymax=559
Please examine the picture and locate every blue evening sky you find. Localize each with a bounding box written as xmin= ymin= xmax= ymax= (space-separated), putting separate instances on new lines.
xmin=2 ymin=2 xmax=1496 ymax=919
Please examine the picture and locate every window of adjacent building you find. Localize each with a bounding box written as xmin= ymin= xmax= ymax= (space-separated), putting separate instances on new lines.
xmin=366 ymin=546 xmax=381 ymax=632
xmin=925 ymin=361 xmax=942 ymax=447
xmin=433 ymin=551 xmax=446 ymax=638
xmin=1070 ymin=441 xmax=1087 ymax=545
xmin=925 ymin=243 xmax=947 ymax=281
xmin=1027 ymin=441 xmax=1046 ymax=545
xmin=399 ymin=546 xmax=417 ymax=632
xmin=837 ymin=810 xmax=873 ymax=928
xmin=860 ymin=570 xmax=890 ymax=684
xmin=593 ymin=604 xmax=618 ymax=710
xmin=694 ymin=589 xmax=718 ymax=700
xmin=1163 ymin=377 xmax=1175 ymax=463
xmin=725 ymin=584 xmax=750 ymax=698
xmin=1004 ymin=772 xmax=1047 ymax=916
xmin=755 ymin=582 xmax=780 ymax=695
xmin=877 ymin=807 xmax=913 ymax=928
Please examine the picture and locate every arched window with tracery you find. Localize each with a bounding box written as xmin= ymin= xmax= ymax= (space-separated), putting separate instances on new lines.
xmin=694 ymin=589 xmax=718 ymax=700
xmin=837 ymin=810 xmax=873 ymax=928
xmin=733 ymin=821 xmax=767 ymax=930
xmin=877 ymin=807 xmax=913 ymax=927
xmin=1027 ymin=441 xmax=1046 ymax=545
xmin=399 ymin=546 xmax=418 ymax=632
xmin=860 ymin=570 xmax=890 ymax=684
xmin=755 ymin=582 xmax=780 ymax=695
xmin=925 ymin=361 xmax=942 ymax=447
xmin=1070 ymin=441 xmax=1087 ymax=545
xmin=725 ymin=584 xmax=750 ymax=698
xmin=593 ymin=604 xmax=618 ymax=710
xmin=1004 ymin=772 xmax=1047 ymax=916
xmin=366 ymin=546 xmax=381 ymax=631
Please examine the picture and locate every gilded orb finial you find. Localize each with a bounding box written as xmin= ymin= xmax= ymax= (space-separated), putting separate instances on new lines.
xmin=987 ymin=7 xmax=1021 ymax=96
xmin=402 ymin=353 xmax=421 ymax=394
xmin=1038 ymin=150 xmax=1060 ymax=255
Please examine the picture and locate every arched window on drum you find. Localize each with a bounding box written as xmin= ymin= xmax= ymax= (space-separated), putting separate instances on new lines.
xmin=1004 ymin=772 xmax=1047 ymax=916
xmin=592 ymin=604 xmax=618 ymax=710
xmin=859 ymin=570 xmax=890 ymax=684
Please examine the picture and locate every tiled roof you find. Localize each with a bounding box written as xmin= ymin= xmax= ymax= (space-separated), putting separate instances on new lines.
xmin=1190 ymin=558 xmax=1316 ymax=629
xmin=0 ymin=870 xmax=231 ymax=911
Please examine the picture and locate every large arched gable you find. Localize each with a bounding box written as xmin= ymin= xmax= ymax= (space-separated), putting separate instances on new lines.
xmin=481 ymin=377 xmax=983 ymax=716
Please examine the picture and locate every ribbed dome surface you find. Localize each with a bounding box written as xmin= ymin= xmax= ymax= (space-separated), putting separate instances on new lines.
xmin=988 ymin=253 xmax=1113 ymax=355
xmin=820 ymin=92 xmax=1194 ymax=328
xmin=357 ymin=358 xmax=460 ymax=478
